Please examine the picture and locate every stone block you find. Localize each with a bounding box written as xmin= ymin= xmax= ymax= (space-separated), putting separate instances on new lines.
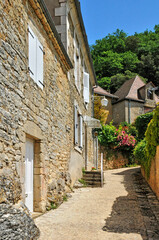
xmin=55 ymin=6 xmax=66 ymax=17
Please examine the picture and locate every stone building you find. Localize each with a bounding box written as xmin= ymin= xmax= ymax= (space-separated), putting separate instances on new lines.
xmin=94 ymin=76 xmax=159 ymax=126
xmin=113 ymin=76 xmax=159 ymax=125
xmin=0 ymin=0 xmax=99 ymax=221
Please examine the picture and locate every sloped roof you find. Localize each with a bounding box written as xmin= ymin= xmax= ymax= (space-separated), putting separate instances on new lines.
xmin=94 ymin=86 xmax=118 ymax=99
xmin=114 ymin=76 xmax=145 ymax=102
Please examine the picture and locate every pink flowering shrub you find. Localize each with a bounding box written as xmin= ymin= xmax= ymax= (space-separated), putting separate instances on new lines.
xmin=116 ymin=130 xmax=136 ymax=151
xmin=98 ymin=122 xmax=137 ymax=152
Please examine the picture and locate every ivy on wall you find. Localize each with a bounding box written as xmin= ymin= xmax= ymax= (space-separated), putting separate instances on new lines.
xmin=134 ymin=104 xmax=159 ymax=178
xmin=94 ymin=95 xmax=109 ymax=124
xmin=134 ymin=112 xmax=153 ymax=140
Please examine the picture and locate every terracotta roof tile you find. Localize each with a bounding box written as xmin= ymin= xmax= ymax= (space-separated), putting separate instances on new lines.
xmin=114 ymin=76 xmax=145 ymax=102
xmin=94 ymin=86 xmax=118 ymax=99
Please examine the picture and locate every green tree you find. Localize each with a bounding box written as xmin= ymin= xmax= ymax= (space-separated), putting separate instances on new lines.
xmin=91 ymin=25 xmax=159 ymax=91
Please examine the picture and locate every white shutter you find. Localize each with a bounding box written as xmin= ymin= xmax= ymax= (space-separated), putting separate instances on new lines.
xmin=79 ymin=115 xmax=83 ymax=148
xmin=83 ymin=72 xmax=90 ymax=103
xmin=28 ymin=26 xmax=36 ymax=81
xmin=36 ymin=39 xmax=44 ymax=89
xmin=74 ymin=106 xmax=78 ymax=145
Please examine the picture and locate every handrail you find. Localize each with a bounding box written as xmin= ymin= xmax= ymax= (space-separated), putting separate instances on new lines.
xmin=101 ymin=153 xmax=103 ymax=187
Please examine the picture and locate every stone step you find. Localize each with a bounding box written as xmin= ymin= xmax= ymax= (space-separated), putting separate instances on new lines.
xmin=82 ymin=171 xmax=103 ymax=188
xmin=84 ymin=171 xmax=101 ymax=175
xmin=82 ymin=175 xmax=101 ymax=179
xmin=82 ymin=178 xmax=101 ymax=183
xmin=86 ymin=183 xmax=102 ymax=187
xmin=83 ymin=174 xmax=101 ymax=178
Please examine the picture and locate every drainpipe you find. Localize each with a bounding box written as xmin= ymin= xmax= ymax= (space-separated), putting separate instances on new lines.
xmin=128 ymin=100 xmax=131 ymax=124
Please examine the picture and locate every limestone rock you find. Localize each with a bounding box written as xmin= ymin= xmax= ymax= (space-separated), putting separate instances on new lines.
xmin=0 ymin=203 xmax=40 ymax=240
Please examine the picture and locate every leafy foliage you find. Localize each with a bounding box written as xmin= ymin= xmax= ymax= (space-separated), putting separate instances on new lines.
xmin=133 ymin=105 xmax=159 ymax=178
xmin=133 ymin=139 xmax=147 ymax=165
xmin=98 ymin=123 xmax=116 ymax=146
xmin=98 ymin=122 xmax=136 ymax=152
xmin=134 ymin=112 xmax=153 ymax=140
xmin=91 ymin=26 xmax=159 ymax=92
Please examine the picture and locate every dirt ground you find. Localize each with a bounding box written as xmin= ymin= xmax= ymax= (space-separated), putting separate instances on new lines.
xmin=35 ymin=167 xmax=159 ymax=240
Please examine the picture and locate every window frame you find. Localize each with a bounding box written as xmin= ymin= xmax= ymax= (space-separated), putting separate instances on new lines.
xmin=74 ymin=105 xmax=83 ymax=151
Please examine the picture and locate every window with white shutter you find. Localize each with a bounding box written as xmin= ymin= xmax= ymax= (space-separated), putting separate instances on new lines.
xmin=79 ymin=115 xmax=83 ymax=148
xmin=74 ymin=105 xmax=83 ymax=150
xmin=28 ymin=25 xmax=44 ymax=89
xmin=74 ymin=105 xmax=78 ymax=145
xmin=28 ymin=26 xmax=36 ymax=82
xmin=83 ymin=72 xmax=90 ymax=103
xmin=37 ymin=39 xmax=44 ymax=88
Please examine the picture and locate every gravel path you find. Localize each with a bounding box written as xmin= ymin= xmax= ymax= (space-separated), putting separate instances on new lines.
xmin=35 ymin=167 xmax=159 ymax=240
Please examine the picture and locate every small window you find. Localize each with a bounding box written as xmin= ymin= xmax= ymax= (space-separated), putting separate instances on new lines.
xmin=28 ymin=26 xmax=44 ymax=89
xmin=147 ymin=89 xmax=153 ymax=100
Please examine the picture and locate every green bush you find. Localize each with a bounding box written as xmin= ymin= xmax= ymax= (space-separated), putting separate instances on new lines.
xmin=133 ymin=105 xmax=159 ymax=178
xmin=98 ymin=122 xmax=117 ymax=146
xmin=134 ymin=112 xmax=153 ymax=140
xmin=133 ymin=139 xmax=147 ymax=165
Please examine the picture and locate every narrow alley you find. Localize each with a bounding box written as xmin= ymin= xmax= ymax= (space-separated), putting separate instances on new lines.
xmin=35 ymin=167 xmax=159 ymax=240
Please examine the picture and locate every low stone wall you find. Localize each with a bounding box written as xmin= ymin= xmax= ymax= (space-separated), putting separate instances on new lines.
xmin=141 ymin=146 xmax=159 ymax=200
xmin=98 ymin=146 xmax=128 ymax=170
xmin=0 ymin=203 xmax=40 ymax=240
xmin=0 ymin=168 xmax=40 ymax=239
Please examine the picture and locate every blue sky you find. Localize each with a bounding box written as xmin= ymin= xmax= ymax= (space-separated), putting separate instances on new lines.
xmin=79 ymin=0 xmax=159 ymax=45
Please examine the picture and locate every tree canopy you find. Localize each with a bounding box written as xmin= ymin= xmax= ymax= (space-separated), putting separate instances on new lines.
xmin=91 ymin=26 xmax=159 ymax=93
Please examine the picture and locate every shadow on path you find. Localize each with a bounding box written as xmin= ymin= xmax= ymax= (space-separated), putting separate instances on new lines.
xmin=102 ymin=168 xmax=159 ymax=240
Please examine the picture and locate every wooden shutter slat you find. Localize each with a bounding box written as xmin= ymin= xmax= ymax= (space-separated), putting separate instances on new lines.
xmin=79 ymin=115 xmax=83 ymax=148
xmin=28 ymin=26 xmax=36 ymax=81
xmin=36 ymin=39 xmax=44 ymax=89
xmin=74 ymin=106 xmax=78 ymax=145
xmin=83 ymin=72 xmax=89 ymax=103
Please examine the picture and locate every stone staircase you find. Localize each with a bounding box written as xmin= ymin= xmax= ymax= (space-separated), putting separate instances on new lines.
xmin=82 ymin=171 xmax=103 ymax=187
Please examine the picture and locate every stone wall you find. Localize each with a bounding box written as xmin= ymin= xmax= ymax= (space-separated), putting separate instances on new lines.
xmin=112 ymin=101 xmax=126 ymax=125
xmin=106 ymin=97 xmax=114 ymax=123
xmin=98 ymin=145 xmax=128 ymax=170
xmin=0 ymin=0 xmax=73 ymax=212
xmin=125 ymin=100 xmax=144 ymax=124
xmin=0 ymin=0 xmax=95 ymax=215
xmin=0 ymin=203 xmax=40 ymax=240
xmin=141 ymin=146 xmax=159 ymax=200
xmin=113 ymin=100 xmax=144 ymax=125
xmin=0 ymin=168 xmax=39 ymax=239
xmin=66 ymin=1 xmax=95 ymax=181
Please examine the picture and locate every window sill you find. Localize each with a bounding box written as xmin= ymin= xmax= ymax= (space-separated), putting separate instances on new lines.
xmin=74 ymin=146 xmax=83 ymax=154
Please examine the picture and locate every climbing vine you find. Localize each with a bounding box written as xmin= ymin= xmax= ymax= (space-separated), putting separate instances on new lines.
xmin=94 ymin=95 xmax=109 ymax=124
xmin=134 ymin=104 xmax=159 ymax=178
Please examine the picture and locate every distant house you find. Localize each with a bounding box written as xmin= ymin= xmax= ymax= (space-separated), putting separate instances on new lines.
xmin=113 ymin=76 xmax=159 ymax=125
xmin=94 ymin=76 xmax=159 ymax=126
